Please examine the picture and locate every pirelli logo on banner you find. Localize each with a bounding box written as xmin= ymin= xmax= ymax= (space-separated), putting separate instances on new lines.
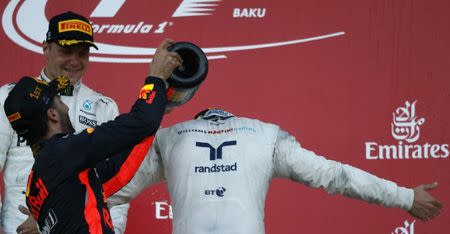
xmin=58 ymin=19 xmax=93 ymax=35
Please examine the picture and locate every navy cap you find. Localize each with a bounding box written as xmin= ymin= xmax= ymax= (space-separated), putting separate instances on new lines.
xmin=4 ymin=76 xmax=70 ymax=143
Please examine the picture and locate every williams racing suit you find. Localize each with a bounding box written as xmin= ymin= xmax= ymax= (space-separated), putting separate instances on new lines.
xmin=109 ymin=110 xmax=414 ymax=234
xmin=0 ymin=71 xmax=129 ymax=233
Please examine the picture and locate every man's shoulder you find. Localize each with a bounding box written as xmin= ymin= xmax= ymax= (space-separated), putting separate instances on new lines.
xmin=0 ymin=83 xmax=16 ymax=100
xmin=157 ymin=119 xmax=199 ymax=137
xmin=233 ymin=117 xmax=279 ymax=128
xmin=169 ymin=119 xmax=202 ymax=129
xmin=229 ymin=117 xmax=280 ymax=138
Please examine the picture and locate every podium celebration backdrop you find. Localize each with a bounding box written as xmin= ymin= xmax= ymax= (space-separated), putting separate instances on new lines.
xmin=1 ymin=1 xmax=448 ymax=233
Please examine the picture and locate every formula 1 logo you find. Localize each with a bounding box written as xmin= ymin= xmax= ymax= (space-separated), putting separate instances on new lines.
xmin=3 ymin=0 xmax=346 ymax=63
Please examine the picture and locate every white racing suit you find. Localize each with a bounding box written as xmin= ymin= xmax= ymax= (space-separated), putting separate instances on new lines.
xmin=0 ymin=71 xmax=129 ymax=234
xmin=109 ymin=110 xmax=414 ymax=234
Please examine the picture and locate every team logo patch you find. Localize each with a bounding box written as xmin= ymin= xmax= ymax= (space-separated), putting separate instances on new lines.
xmin=7 ymin=112 xmax=21 ymax=122
xmin=82 ymin=100 xmax=93 ymax=111
xmin=58 ymin=19 xmax=92 ymax=35
xmin=139 ymin=84 xmax=156 ymax=104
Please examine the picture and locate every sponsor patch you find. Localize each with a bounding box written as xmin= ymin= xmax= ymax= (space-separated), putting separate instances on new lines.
xmin=195 ymin=163 xmax=237 ymax=173
xmin=79 ymin=115 xmax=97 ymax=128
xmin=7 ymin=112 xmax=21 ymax=122
xmin=42 ymin=209 xmax=58 ymax=234
xmin=82 ymin=100 xmax=93 ymax=111
xmin=139 ymin=84 xmax=156 ymax=104
xmin=58 ymin=19 xmax=92 ymax=35
xmin=205 ymin=187 xmax=226 ymax=197
xmin=178 ymin=127 xmax=256 ymax=135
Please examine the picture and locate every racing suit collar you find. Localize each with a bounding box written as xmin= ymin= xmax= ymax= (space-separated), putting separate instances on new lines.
xmin=196 ymin=109 xmax=235 ymax=121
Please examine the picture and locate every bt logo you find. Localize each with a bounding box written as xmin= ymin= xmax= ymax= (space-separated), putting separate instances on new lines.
xmin=205 ymin=187 xmax=226 ymax=197
xmin=196 ymin=140 xmax=236 ymax=160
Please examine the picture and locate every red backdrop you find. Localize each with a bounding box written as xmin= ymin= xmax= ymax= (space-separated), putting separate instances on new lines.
xmin=1 ymin=1 xmax=448 ymax=233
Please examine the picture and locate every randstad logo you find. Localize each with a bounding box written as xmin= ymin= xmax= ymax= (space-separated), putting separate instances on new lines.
xmin=3 ymin=0 xmax=345 ymax=63
xmin=194 ymin=141 xmax=237 ymax=173
xmin=365 ymin=101 xmax=449 ymax=160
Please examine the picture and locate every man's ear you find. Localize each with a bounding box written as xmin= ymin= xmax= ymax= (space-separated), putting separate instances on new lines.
xmin=43 ymin=41 xmax=50 ymax=58
xmin=46 ymin=108 xmax=59 ymax=123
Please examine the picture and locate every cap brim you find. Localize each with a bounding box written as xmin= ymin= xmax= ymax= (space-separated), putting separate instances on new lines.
xmin=56 ymin=39 xmax=98 ymax=50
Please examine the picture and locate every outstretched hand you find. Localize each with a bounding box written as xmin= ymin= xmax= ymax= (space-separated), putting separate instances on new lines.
xmin=16 ymin=205 xmax=39 ymax=234
xmin=149 ymin=39 xmax=183 ymax=80
xmin=408 ymin=182 xmax=443 ymax=221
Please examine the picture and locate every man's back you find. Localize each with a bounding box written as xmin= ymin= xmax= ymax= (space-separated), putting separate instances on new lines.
xmin=156 ymin=114 xmax=279 ymax=234
xmin=111 ymin=109 xmax=420 ymax=234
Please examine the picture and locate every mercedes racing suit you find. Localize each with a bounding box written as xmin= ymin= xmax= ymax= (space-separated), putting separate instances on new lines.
xmin=109 ymin=111 xmax=414 ymax=234
xmin=0 ymin=71 xmax=129 ymax=233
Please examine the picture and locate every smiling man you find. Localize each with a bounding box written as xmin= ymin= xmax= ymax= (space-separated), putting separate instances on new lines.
xmin=0 ymin=12 xmax=130 ymax=234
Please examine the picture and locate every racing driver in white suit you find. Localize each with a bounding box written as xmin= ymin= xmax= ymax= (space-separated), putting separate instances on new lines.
xmin=109 ymin=109 xmax=442 ymax=234
xmin=0 ymin=11 xmax=129 ymax=234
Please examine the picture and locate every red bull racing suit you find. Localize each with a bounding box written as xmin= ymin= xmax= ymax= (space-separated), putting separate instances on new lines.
xmin=0 ymin=71 xmax=129 ymax=233
xmin=25 ymin=76 xmax=166 ymax=233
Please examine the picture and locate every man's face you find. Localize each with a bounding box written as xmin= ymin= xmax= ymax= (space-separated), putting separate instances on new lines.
xmin=43 ymin=42 xmax=90 ymax=84
xmin=52 ymin=96 xmax=75 ymax=134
